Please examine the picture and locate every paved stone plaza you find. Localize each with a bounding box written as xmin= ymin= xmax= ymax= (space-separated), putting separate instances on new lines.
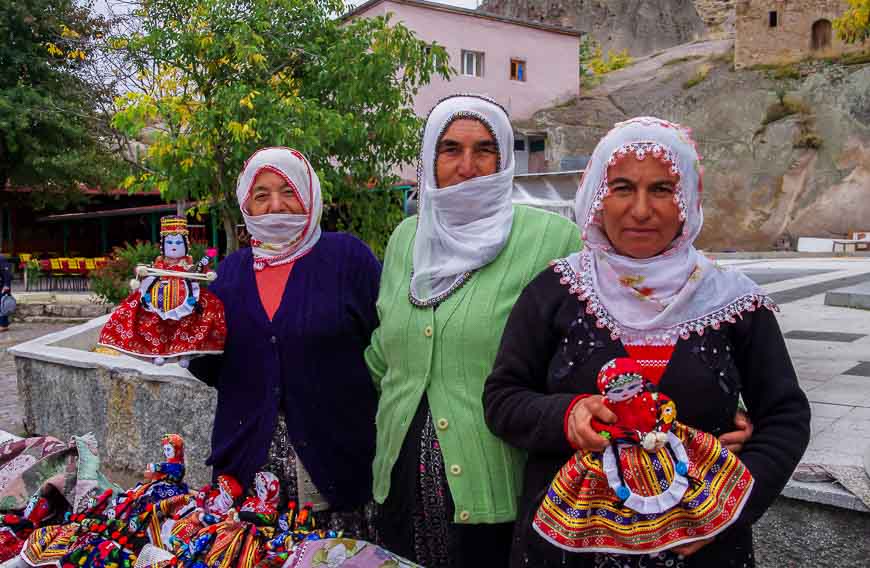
xmin=0 ymin=322 xmax=75 ymax=435
xmin=719 ymin=256 xmax=870 ymax=476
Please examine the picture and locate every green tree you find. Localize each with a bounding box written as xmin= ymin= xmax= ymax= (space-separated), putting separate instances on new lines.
xmin=0 ymin=0 xmax=127 ymax=208
xmin=111 ymin=0 xmax=451 ymax=255
xmin=834 ymin=0 xmax=870 ymax=44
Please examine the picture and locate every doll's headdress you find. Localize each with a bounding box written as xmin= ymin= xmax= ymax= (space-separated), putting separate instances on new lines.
xmin=160 ymin=216 xmax=188 ymax=236
xmin=217 ymin=474 xmax=243 ymax=499
xmin=597 ymin=358 xmax=646 ymax=395
xmin=161 ymin=433 xmax=185 ymax=463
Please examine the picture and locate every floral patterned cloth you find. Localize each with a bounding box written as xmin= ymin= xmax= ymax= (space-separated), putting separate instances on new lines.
xmin=0 ymin=434 xmax=117 ymax=514
xmin=284 ymin=538 xmax=421 ymax=568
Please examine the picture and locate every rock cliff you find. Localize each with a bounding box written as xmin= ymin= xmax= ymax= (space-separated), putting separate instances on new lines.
xmin=517 ymin=40 xmax=870 ymax=250
xmin=479 ymin=0 xmax=707 ymax=56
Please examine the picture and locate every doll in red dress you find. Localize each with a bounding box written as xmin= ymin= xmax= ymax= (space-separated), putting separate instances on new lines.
xmin=534 ymin=358 xmax=754 ymax=555
xmin=591 ymin=358 xmax=675 ymax=452
xmin=98 ymin=216 xmax=226 ymax=367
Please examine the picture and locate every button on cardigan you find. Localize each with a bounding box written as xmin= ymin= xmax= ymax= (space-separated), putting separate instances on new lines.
xmin=366 ymin=205 xmax=581 ymax=524
xmin=188 ymin=232 xmax=381 ymax=510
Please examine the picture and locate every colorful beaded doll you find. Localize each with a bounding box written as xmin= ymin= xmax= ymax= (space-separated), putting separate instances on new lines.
xmin=533 ymin=358 xmax=754 ymax=555
xmin=98 ymin=216 xmax=226 ymax=368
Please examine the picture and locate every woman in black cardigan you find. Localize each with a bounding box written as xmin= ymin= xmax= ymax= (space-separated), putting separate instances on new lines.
xmin=484 ymin=117 xmax=810 ymax=568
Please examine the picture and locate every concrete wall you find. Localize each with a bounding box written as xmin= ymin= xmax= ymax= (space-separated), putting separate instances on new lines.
xmin=735 ymin=0 xmax=862 ymax=68
xmin=353 ymin=1 xmax=580 ymax=120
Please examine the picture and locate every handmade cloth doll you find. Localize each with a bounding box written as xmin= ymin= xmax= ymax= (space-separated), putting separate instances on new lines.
xmin=533 ymin=358 xmax=754 ymax=555
xmin=98 ymin=216 xmax=226 ymax=367
xmin=144 ymin=434 xmax=185 ymax=484
xmin=163 ymin=475 xmax=242 ymax=550
xmin=115 ymin=435 xmax=190 ymax=523
xmin=238 ymin=472 xmax=280 ymax=527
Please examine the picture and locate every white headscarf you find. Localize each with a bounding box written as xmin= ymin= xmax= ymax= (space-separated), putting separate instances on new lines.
xmin=410 ymin=94 xmax=515 ymax=306
xmin=561 ymin=116 xmax=775 ymax=345
xmin=236 ymin=147 xmax=323 ymax=271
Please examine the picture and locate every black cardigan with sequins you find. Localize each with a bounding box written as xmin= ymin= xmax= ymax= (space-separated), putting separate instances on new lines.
xmin=483 ymin=266 xmax=811 ymax=568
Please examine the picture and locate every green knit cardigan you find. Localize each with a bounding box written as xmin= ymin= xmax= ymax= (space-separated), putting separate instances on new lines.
xmin=366 ymin=205 xmax=582 ymax=524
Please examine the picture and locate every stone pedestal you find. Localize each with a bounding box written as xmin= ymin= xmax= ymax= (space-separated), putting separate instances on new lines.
xmin=10 ymin=316 xmax=217 ymax=488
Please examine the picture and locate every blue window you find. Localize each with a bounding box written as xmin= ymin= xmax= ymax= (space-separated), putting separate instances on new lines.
xmin=510 ymin=59 xmax=526 ymax=82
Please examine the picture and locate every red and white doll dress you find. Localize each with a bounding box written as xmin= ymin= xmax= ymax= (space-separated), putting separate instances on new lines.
xmin=98 ymin=216 xmax=226 ymax=366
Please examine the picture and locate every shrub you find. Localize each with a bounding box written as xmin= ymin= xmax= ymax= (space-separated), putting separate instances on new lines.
xmin=580 ymin=37 xmax=634 ymax=78
xmin=841 ymin=51 xmax=870 ymax=65
xmin=771 ymin=64 xmax=801 ymax=80
xmin=683 ymin=64 xmax=711 ymax=89
xmin=762 ymin=96 xmax=811 ymax=125
xmin=89 ymin=241 xmax=160 ymax=304
xmin=794 ymin=132 xmax=824 ymax=149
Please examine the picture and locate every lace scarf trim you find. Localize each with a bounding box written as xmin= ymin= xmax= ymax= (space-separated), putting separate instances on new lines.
xmin=584 ymin=142 xmax=689 ymax=258
xmin=551 ymin=255 xmax=778 ymax=345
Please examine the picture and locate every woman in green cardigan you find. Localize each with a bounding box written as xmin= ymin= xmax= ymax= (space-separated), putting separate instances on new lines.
xmin=366 ymin=94 xmax=581 ymax=567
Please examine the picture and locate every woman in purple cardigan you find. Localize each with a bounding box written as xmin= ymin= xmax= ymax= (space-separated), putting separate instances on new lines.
xmin=188 ymin=148 xmax=381 ymax=534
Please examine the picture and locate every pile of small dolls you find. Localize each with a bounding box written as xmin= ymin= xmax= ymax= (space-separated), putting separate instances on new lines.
xmin=1 ymin=434 xmax=339 ymax=568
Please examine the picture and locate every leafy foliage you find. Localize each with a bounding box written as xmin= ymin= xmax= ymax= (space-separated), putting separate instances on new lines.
xmin=110 ymin=0 xmax=451 ymax=254
xmin=579 ymin=37 xmax=632 ymax=89
xmin=89 ymin=240 xmax=159 ymax=304
xmin=0 ymin=0 xmax=128 ymax=208
xmin=834 ymin=0 xmax=870 ymax=44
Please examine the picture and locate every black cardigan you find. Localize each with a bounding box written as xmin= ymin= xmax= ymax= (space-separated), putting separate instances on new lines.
xmin=483 ymin=266 xmax=811 ymax=567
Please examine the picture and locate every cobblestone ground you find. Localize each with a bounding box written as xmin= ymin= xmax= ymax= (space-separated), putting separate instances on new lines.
xmin=0 ymin=322 xmax=76 ymax=435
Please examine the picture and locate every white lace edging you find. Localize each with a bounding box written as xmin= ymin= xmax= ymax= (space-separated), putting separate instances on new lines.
xmin=551 ymin=255 xmax=779 ymax=345
xmin=583 ymin=142 xmax=689 ymax=257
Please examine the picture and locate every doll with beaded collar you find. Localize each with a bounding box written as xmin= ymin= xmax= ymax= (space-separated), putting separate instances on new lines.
xmin=98 ymin=216 xmax=226 ymax=368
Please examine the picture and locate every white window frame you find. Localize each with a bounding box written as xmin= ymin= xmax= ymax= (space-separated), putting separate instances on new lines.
xmin=461 ymin=50 xmax=485 ymax=78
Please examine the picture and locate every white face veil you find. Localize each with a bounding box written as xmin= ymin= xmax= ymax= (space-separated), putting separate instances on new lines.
xmin=236 ymin=147 xmax=323 ymax=271
xmin=409 ymin=94 xmax=516 ymax=306
xmin=559 ymin=117 xmax=775 ymax=345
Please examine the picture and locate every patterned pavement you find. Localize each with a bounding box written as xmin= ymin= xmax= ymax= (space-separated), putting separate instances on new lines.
xmin=0 ymin=322 xmax=74 ymax=435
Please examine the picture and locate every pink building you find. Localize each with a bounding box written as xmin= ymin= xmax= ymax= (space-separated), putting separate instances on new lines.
xmin=346 ymin=0 xmax=581 ymax=175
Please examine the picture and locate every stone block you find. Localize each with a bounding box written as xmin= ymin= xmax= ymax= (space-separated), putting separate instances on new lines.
xmin=79 ymin=304 xmax=112 ymax=318
xmin=825 ymin=282 xmax=870 ymax=310
xmin=15 ymin=356 xmax=216 ymax=488
xmin=60 ymin=306 xmax=81 ymax=318
xmin=15 ymin=304 xmax=45 ymax=318
xmin=45 ymin=304 xmax=64 ymax=316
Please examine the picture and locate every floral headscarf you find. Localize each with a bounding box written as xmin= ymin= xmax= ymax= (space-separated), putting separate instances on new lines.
xmin=558 ymin=117 xmax=775 ymax=345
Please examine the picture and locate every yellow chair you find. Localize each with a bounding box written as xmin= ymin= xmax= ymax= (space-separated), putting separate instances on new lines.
xmin=49 ymin=258 xmax=67 ymax=290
